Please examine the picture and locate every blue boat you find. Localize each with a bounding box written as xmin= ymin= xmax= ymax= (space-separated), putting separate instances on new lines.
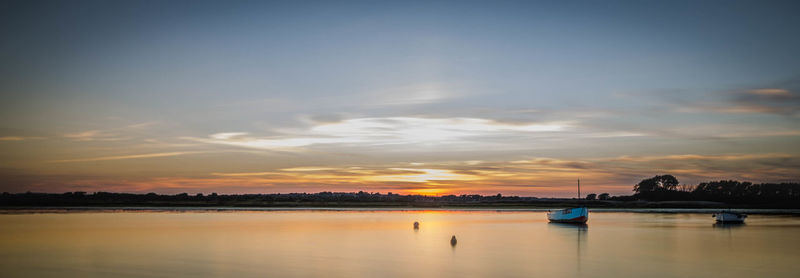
xmin=548 ymin=179 xmax=589 ymax=223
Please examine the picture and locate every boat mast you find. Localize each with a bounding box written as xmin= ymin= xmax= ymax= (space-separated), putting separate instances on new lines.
xmin=577 ymin=179 xmax=580 ymax=199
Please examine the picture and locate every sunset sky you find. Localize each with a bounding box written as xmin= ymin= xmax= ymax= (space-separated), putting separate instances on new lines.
xmin=1 ymin=0 xmax=799 ymax=197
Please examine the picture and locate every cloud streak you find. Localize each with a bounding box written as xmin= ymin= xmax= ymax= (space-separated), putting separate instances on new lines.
xmin=190 ymin=152 xmax=800 ymax=196
xmin=677 ymin=87 xmax=800 ymax=116
xmin=186 ymin=117 xmax=573 ymax=151
xmin=6 ymin=149 xmax=799 ymax=196
xmin=0 ymin=136 xmax=44 ymax=141
xmin=48 ymin=151 xmax=201 ymax=163
xmin=63 ymin=121 xmax=160 ymax=141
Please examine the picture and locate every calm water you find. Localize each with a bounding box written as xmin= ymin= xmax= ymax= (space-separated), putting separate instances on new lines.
xmin=1 ymin=210 xmax=799 ymax=278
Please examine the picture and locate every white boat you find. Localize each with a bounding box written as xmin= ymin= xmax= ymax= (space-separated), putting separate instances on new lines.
xmin=713 ymin=211 xmax=747 ymax=223
xmin=548 ymin=179 xmax=588 ymax=223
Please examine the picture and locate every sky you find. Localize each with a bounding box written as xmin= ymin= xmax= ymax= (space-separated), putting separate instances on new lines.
xmin=1 ymin=0 xmax=799 ymax=197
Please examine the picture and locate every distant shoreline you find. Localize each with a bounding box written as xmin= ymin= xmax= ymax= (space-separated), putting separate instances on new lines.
xmin=2 ymin=206 xmax=800 ymax=215
xmin=3 ymin=191 xmax=799 ymax=209
xmin=0 ymin=200 xmax=783 ymax=209
xmin=3 ymin=201 xmax=799 ymax=209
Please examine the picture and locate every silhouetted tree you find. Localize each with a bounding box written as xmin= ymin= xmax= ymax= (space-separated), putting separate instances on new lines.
xmin=2 ymin=183 xmax=798 ymax=207
xmin=633 ymin=175 xmax=681 ymax=200
xmin=677 ymin=184 xmax=694 ymax=192
xmin=634 ymin=175 xmax=679 ymax=193
xmin=693 ymin=180 xmax=760 ymax=202
xmin=586 ymin=193 xmax=597 ymax=200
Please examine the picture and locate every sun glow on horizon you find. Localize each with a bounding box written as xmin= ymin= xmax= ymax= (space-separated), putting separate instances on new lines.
xmin=404 ymin=188 xmax=451 ymax=196
xmin=363 ymin=168 xmax=480 ymax=183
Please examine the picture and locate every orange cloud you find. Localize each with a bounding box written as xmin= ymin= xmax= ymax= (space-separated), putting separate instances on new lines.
xmin=4 ymin=151 xmax=799 ymax=197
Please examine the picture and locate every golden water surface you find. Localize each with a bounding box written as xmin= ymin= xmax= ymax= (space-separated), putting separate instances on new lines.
xmin=1 ymin=210 xmax=798 ymax=278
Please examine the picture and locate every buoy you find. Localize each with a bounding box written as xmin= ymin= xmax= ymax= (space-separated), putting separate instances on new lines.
xmin=413 ymin=221 xmax=420 ymax=229
xmin=450 ymin=235 xmax=457 ymax=246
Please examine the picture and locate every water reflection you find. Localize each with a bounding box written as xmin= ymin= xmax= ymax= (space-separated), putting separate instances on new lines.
xmin=548 ymin=223 xmax=587 ymax=273
xmin=713 ymin=222 xmax=746 ymax=229
xmin=2 ymin=211 xmax=800 ymax=278
xmin=548 ymin=222 xmax=588 ymax=231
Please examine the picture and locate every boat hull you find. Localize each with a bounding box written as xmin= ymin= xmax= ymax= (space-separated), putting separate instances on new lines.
xmin=548 ymin=207 xmax=588 ymax=223
xmin=714 ymin=212 xmax=747 ymax=223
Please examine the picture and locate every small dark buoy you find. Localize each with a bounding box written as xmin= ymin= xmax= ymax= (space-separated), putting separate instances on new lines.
xmin=413 ymin=221 xmax=419 ymax=229
xmin=450 ymin=235 xmax=457 ymax=246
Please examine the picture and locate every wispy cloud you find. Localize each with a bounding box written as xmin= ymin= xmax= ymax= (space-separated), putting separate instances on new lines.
xmin=7 ymin=150 xmax=799 ymax=196
xmin=63 ymin=121 xmax=160 ymax=141
xmin=48 ymin=151 xmax=200 ymax=163
xmin=186 ymin=117 xmax=573 ymax=151
xmin=280 ymin=167 xmax=339 ymax=172
xmin=197 ymin=151 xmax=800 ymax=196
xmin=366 ymin=83 xmax=454 ymax=106
xmin=64 ymin=130 xmax=127 ymax=141
xmin=362 ymin=168 xmax=480 ymax=183
xmin=0 ymin=136 xmax=45 ymax=141
xmin=610 ymin=153 xmax=792 ymax=162
xmin=211 ymin=167 xmax=479 ymax=184
xmin=210 ymin=171 xmax=276 ymax=177
xmin=749 ymin=88 xmax=791 ymax=97
xmin=677 ymin=87 xmax=800 ymax=116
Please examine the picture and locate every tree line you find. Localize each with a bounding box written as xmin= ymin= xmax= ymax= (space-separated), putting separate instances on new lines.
xmin=0 ymin=191 xmax=549 ymax=207
xmin=2 ymin=175 xmax=798 ymax=207
xmin=625 ymin=174 xmax=800 ymax=204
